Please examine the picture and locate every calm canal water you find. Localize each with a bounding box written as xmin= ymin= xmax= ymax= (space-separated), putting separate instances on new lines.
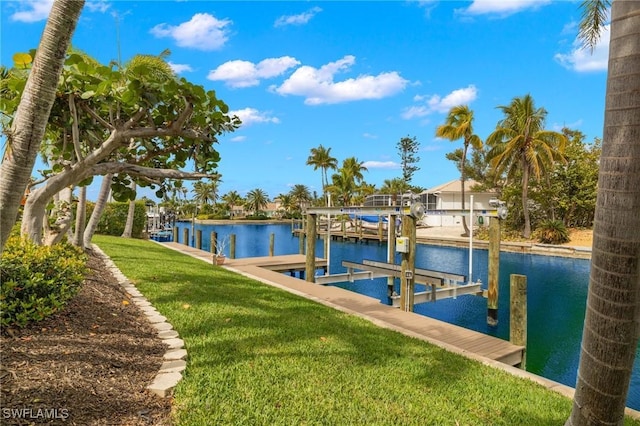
xmin=174 ymin=221 xmax=640 ymax=410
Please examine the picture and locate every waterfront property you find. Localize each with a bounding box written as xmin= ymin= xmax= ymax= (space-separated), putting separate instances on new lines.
xmin=169 ymin=221 xmax=640 ymax=411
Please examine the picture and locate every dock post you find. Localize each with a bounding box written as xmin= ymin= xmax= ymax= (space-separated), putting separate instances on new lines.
xmin=269 ymin=233 xmax=275 ymax=257
xmin=298 ymin=232 xmax=304 ymax=254
xmin=210 ymin=231 xmax=217 ymax=254
xmin=387 ymin=214 xmax=397 ymax=298
xmin=195 ymin=230 xmax=202 ymax=250
xmin=510 ymin=274 xmax=527 ymax=369
xmin=173 ymin=226 xmax=178 ymax=243
xmin=400 ymin=215 xmax=416 ymax=312
xmin=183 ymin=228 xmax=189 ymax=246
xmin=487 ymin=217 xmax=500 ymax=326
xmin=305 ymin=213 xmax=317 ymax=283
xmin=230 ymin=234 xmax=236 ymax=259
xmin=378 ymin=217 xmax=384 ymax=243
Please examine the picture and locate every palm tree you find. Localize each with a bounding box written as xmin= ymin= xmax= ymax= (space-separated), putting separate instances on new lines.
xmin=567 ymin=2 xmax=640 ymax=425
xmin=289 ymin=184 xmax=312 ymax=212
xmin=0 ymin=0 xmax=84 ymax=253
xmin=486 ymin=94 xmax=567 ymax=238
xmin=192 ymin=176 xmax=221 ymax=206
xmin=380 ymin=178 xmax=409 ymax=206
xmin=221 ymin=190 xmax=243 ymax=215
xmin=245 ymin=188 xmax=269 ymax=214
xmin=341 ymin=157 xmax=368 ymax=183
xmin=436 ymin=105 xmax=483 ymax=236
xmin=306 ymin=144 xmax=337 ymax=205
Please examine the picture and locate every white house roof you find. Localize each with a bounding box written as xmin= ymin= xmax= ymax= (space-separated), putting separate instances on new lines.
xmin=422 ymin=179 xmax=494 ymax=194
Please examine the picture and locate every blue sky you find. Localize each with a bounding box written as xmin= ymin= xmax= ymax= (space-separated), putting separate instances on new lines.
xmin=1 ymin=0 xmax=609 ymax=202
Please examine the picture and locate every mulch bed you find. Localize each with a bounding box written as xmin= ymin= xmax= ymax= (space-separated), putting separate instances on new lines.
xmin=0 ymin=250 xmax=173 ymax=425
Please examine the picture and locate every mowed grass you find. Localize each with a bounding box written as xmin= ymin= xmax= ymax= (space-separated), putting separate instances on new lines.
xmin=94 ymin=235 xmax=640 ymax=426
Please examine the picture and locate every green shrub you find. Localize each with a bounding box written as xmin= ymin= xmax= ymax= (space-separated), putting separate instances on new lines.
xmin=0 ymin=237 xmax=88 ymax=328
xmin=535 ymin=220 xmax=570 ymax=244
xmin=95 ymin=201 xmax=147 ymax=237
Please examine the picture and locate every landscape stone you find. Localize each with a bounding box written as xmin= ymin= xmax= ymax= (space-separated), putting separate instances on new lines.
xmin=147 ymin=372 xmax=182 ymax=397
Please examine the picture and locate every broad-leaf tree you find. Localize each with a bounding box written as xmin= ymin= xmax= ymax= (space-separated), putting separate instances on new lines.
xmin=306 ymin=144 xmax=337 ymax=205
xmin=486 ymin=94 xmax=566 ymax=238
xmin=0 ymin=0 xmax=84 ymax=254
xmin=566 ymin=1 xmax=640 ymax=425
xmin=2 ymin=50 xmax=240 ymax=245
xmin=436 ymin=105 xmax=482 ymax=236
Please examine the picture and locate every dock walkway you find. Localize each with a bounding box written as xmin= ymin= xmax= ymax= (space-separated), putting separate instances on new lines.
xmin=163 ymin=242 xmax=523 ymax=367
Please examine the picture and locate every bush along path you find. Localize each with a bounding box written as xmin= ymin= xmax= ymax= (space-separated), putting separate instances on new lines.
xmin=0 ymin=248 xmax=173 ymax=425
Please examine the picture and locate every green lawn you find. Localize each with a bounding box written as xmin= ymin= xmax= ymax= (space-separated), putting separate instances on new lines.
xmin=94 ymin=235 xmax=640 ymax=426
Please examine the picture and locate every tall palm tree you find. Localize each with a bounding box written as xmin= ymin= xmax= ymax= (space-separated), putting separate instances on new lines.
xmin=245 ymin=188 xmax=269 ymax=214
xmin=436 ymin=105 xmax=483 ymax=236
xmin=567 ymin=1 xmax=640 ymax=425
xmin=306 ymin=144 xmax=337 ymax=205
xmin=486 ymin=94 xmax=567 ymax=238
xmin=192 ymin=176 xmax=221 ymax=206
xmin=0 ymin=0 xmax=84 ymax=253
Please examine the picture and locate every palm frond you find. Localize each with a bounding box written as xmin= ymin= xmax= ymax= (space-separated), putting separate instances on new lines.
xmin=579 ymin=0 xmax=611 ymax=52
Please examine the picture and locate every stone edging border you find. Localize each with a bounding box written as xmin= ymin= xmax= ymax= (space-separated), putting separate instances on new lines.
xmin=91 ymin=244 xmax=187 ymax=398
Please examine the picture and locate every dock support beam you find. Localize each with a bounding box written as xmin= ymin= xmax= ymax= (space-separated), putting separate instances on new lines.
xmin=230 ymin=234 xmax=236 ymax=259
xmin=210 ymin=231 xmax=217 ymax=254
xmin=195 ymin=230 xmax=202 ymax=250
xmin=487 ymin=217 xmax=500 ymax=326
xmin=400 ymin=215 xmax=416 ymax=312
xmin=510 ymin=274 xmax=527 ymax=369
xmin=269 ymin=233 xmax=275 ymax=256
xmin=305 ymin=213 xmax=317 ymax=282
xmin=182 ymin=228 xmax=189 ymax=246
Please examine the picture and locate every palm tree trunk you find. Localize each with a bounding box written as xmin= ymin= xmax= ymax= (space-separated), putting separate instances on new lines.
xmin=460 ymin=142 xmax=470 ymax=237
xmin=121 ymin=181 xmax=136 ymax=237
xmin=521 ymin=160 xmax=531 ymax=238
xmin=83 ymin=174 xmax=112 ymax=248
xmin=0 ymin=0 xmax=84 ymax=254
xmin=566 ymin=2 xmax=640 ymax=425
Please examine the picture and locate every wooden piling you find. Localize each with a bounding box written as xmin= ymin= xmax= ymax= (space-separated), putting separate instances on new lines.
xmin=298 ymin=232 xmax=304 ymax=254
xmin=269 ymin=233 xmax=275 ymax=257
xmin=305 ymin=213 xmax=317 ymax=282
xmin=173 ymin=227 xmax=178 ymax=242
xmin=230 ymin=234 xmax=236 ymax=259
xmin=487 ymin=217 xmax=500 ymax=326
xmin=387 ymin=214 xmax=397 ymax=298
xmin=182 ymin=228 xmax=189 ymax=246
xmin=510 ymin=274 xmax=527 ymax=369
xmin=210 ymin=231 xmax=217 ymax=254
xmin=195 ymin=229 xmax=202 ymax=250
xmin=399 ymin=215 xmax=416 ymax=312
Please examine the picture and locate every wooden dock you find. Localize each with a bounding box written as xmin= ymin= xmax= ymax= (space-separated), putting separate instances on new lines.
xmin=161 ymin=242 xmax=524 ymax=367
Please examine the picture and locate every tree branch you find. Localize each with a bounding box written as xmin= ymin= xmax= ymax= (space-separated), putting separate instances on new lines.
xmin=91 ymin=162 xmax=214 ymax=180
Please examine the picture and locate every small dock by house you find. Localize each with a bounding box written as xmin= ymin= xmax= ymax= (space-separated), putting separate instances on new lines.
xmin=161 ymin=243 xmax=524 ymax=367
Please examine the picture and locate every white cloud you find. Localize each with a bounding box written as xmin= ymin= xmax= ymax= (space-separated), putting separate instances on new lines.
xmin=456 ymin=0 xmax=551 ymax=17
xmin=168 ymin=62 xmax=193 ymax=74
xmin=552 ymin=119 xmax=583 ymax=132
xmin=362 ymin=133 xmax=378 ymax=139
xmin=272 ymin=55 xmax=409 ymax=105
xmin=275 ymin=6 xmax=322 ymax=27
xmin=402 ymin=85 xmax=478 ymax=119
xmin=150 ymin=13 xmax=231 ymax=51
xmin=86 ymin=1 xmax=110 ymax=13
xmin=208 ymin=56 xmax=300 ymax=88
xmin=230 ymin=108 xmax=280 ymax=126
xmin=230 ymin=135 xmax=246 ymax=142
xmin=10 ymin=0 xmax=53 ymax=22
xmin=362 ymin=161 xmax=399 ymax=169
xmin=555 ymin=25 xmax=610 ymax=72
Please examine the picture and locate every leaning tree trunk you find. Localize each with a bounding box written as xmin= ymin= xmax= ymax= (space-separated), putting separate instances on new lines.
xmin=0 ymin=0 xmax=84 ymax=254
xmin=73 ymin=185 xmax=87 ymax=249
xmin=121 ymin=181 xmax=137 ymax=238
xmin=566 ymin=2 xmax=640 ymax=425
xmin=43 ymin=186 xmax=73 ymax=246
xmin=83 ymin=174 xmax=112 ymax=248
